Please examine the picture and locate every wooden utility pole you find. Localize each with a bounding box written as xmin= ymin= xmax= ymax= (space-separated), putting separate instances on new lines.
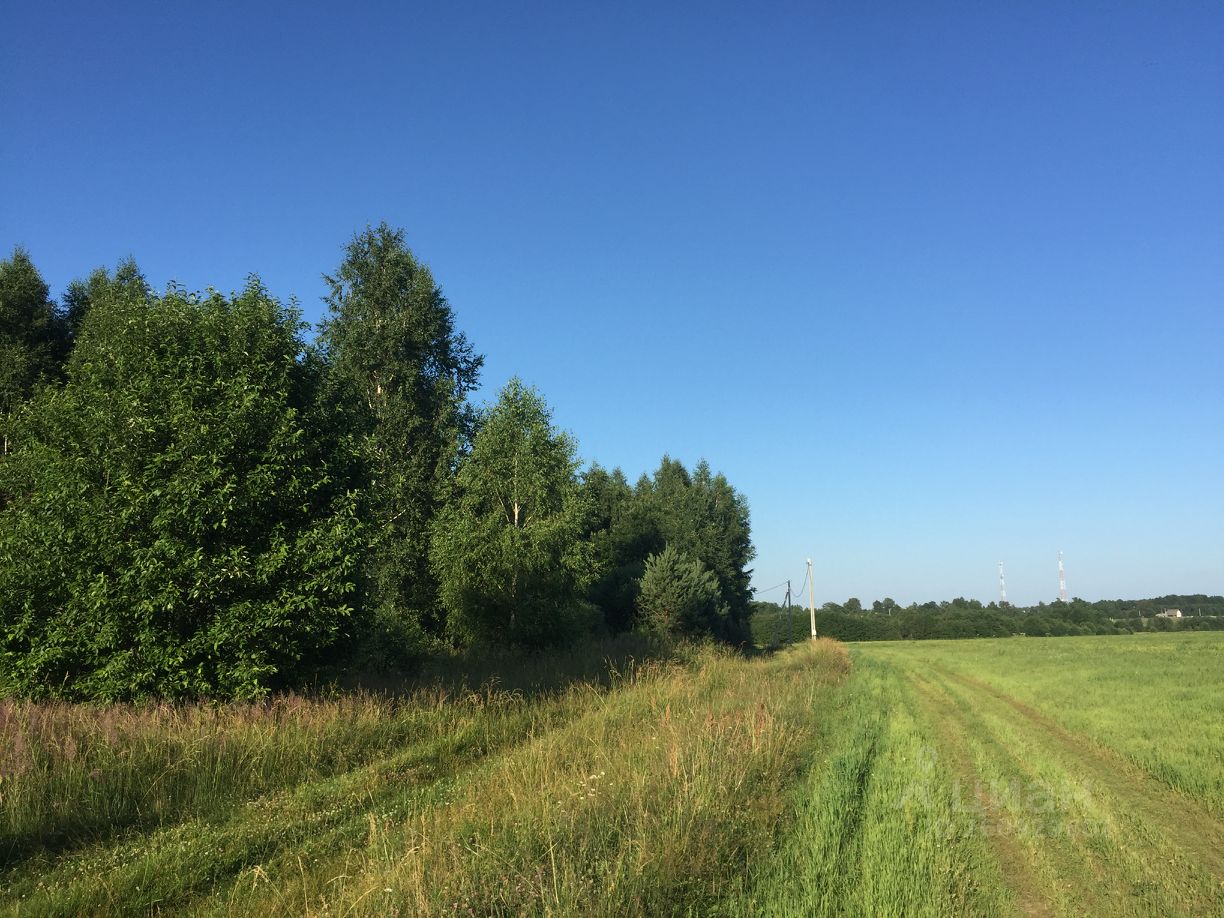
xmin=785 ymin=580 xmax=791 ymax=643
xmin=807 ymin=558 xmax=817 ymax=638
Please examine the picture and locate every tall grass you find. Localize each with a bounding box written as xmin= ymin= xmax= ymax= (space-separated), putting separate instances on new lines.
xmin=1 ymin=639 xmax=853 ymax=916
xmin=223 ymin=640 xmax=851 ymax=916
xmin=8 ymin=633 xmax=1221 ymax=915
xmin=0 ymin=633 xmax=671 ymax=870
xmin=1 ymin=688 xmax=496 ymax=865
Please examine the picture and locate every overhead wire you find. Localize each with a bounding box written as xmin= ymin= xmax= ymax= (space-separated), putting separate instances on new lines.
xmin=796 ymin=565 xmax=810 ymax=603
xmin=754 ymin=580 xmax=790 ymax=595
xmin=757 ymin=568 xmax=810 ymax=603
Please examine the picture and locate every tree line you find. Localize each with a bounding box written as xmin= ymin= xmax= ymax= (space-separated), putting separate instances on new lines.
xmin=0 ymin=225 xmax=754 ymax=700
xmin=752 ymin=593 xmax=1224 ymax=645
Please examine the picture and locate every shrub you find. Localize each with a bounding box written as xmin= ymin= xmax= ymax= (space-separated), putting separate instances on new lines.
xmin=0 ymin=280 xmax=364 ymax=700
xmin=635 ymin=545 xmax=726 ymax=639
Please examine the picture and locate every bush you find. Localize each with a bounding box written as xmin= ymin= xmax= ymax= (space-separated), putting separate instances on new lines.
xmin=0 ymin=281 xmax=364 ymax=700
xmin=636 ymin=545 xmax=726 ymax=639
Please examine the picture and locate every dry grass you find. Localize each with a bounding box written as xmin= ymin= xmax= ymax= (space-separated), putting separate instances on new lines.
xmin=223 ymin=640 xmax=850 ymax=915
xmin=0 ymin=687 xmax=503 ymax=867
xmin=0 ymin=639 xmax=852 ymax=916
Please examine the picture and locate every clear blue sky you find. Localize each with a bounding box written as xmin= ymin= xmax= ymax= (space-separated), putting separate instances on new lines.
xmin=3 ymin=1 xmax=1221 ymax=606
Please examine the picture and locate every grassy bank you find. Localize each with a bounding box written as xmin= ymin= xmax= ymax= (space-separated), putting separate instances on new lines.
xmin=1 ymin=639 xmax=851 ymax=915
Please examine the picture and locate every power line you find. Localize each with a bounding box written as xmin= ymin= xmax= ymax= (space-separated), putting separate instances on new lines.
xmin=754 ymin=581 xmax=790 ymax=595
xmin=756 ymin=570 xmax=809 ymax=597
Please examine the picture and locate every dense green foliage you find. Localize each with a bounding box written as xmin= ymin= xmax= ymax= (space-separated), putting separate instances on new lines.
xmin=0 ymin=279 xmax=364 ymax=699
xmin=635 ymin=545 xmax=725 ymax=638
xmin=582 ymin=457 xmax=755 ymax=641
xmin=319 ymin=224 xmax=482 ymax=645
xmin=0 ymin=248 xmax=70 ymax=443
xmin=57 ymin=258 xmax=149 ymax=343
xmin=0 ymin=233 xmax=756 ymax=698
xmin=431 ymin=379 xmax=593 ymax=647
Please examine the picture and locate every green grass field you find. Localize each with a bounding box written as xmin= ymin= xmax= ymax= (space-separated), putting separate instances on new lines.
xmin=2 ymin=633 xmax=1222 ymax=915
xmin=732 ymin=633 xmax=1224 ymax=917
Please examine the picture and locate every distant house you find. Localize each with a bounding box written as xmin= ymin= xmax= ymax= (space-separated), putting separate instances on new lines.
xmin=1156 ymin=609 xmax=1183 ymax=619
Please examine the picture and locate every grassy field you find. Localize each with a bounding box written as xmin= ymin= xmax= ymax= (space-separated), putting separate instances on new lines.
xmin=782 ymin=634 xmax=1224 ymax=917
xmin=864 ymin=633 xmax=1224 ymax=813
xmin=2 ymin=633 xmax=1222 ymax=915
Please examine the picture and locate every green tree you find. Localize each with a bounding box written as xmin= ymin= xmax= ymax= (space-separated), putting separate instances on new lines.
xmin=0 ymin=248 xmax=69 ymax=446
xmin=581 ymin=456 xmax=754 ymax=641
xmin=58 ymin=258 xmax=150 ymax=341
xmin=430 ymin=379 xmax=591 ymax=647
xmin=636 ymin=545 xmax=725 ymax=638
xmin=319 ymin=224 xmax=481 ymax=644
xmin=580 ymin=464 xmax=659 ymax=632
xmin=640 ymin=457 xmax=754 ymax=641
xmin=0 ymin=279 xmax=364 ymax=700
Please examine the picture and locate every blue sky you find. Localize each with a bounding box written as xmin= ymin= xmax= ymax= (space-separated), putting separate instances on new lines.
xmin=3 ymin=1 xmax=1221 ymax=606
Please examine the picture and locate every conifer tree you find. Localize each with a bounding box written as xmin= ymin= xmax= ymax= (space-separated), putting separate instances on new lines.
xmin=0 ymin=248 xmax=68 ymax=450
xmin=636 ymin=545 xmax=726 ymax=638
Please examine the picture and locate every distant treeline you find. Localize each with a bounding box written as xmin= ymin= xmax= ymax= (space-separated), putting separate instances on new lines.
xmin=0 ymin=227 xmax=754 ymax=700
xmin=751 ymin=594 xmax=1224 ymax=645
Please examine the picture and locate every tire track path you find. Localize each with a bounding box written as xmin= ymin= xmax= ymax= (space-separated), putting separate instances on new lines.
xmin=939 ymin=665 xmax=1224 ymax=883
xmin=871 ymin=647 xmax=1224 ymax=917
xmin=901 ymin=666 xmax=1056 ymax=917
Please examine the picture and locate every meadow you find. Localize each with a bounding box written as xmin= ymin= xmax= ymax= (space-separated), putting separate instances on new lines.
xmin=2 ymin=633 xmax=1222 ymax=915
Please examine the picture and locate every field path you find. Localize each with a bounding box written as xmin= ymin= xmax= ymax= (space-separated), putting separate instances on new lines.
xmin=870 ymin=645 xmax=1224 ymax=917
xmin=902 ymin=666 xmax=1056 ymax=918
xmin=940 ymin=665 xmax=1224 ymax=882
